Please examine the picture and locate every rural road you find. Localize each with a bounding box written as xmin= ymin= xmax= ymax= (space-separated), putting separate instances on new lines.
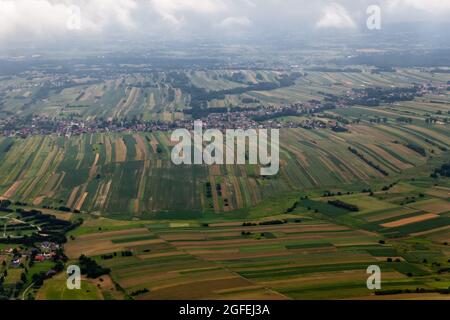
xmin=0 ymin=214 xmax=42 ymax=238
xmin=21 ymin=281 xmax=37 ymax=300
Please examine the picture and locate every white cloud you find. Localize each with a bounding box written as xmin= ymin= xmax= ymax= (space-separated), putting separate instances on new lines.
xmin=316 ymin=3 xmax=356 ymax=29
xmin=0 ymin=1 xmax=69 ymax=39
xmin=0 ymin=1 xmax=449 ymax=44
xmin=386 ymin=0 xmax=450 ymax=13
xmin=0 ymin=0 xmax=138 ymax=40
xmin=149 ymin=0 xmax=226 ymax=25
xmin=218 ymin=16 xmax=252 ymax=29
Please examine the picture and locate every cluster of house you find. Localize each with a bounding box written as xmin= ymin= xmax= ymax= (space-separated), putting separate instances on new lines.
xmin=1 ymin=242 xmax=60 ymax=268
xmin=1 ymin=79 xmax=446 ymax=138
xmin=35 ymin=241 xmax=60 ymax=262
xmin=0 ymin=102 xmax=343 ymax=138
xmin=3 ymin=79 xmax=70 ymax=91
xmin=2 ymin=248 xmax=24 ymax=268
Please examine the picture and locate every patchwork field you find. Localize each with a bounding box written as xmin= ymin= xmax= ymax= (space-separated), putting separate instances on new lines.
xmin=56 ymin=184 xmax=450 ymax=300
xmin=2 ymin=68 xmax=449 ymax=121
xmin=1 ymin=67 xmax=449 ymax=220
xmin=0 ymin=115 xmax=448 ymax=220
xmin=1 ymin=67 xmax=450 ymax=300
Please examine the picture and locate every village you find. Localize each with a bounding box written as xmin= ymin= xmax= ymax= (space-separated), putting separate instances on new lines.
xmin=1 ymin=79 xmax=446 ymax=139
xmin=1 ymin=241 xmax=60 ymax=269
xmin=0 ymin=202 xmax=81 ymax=300
xmin=0 ymin=240 xmax=62 ymax=299
xmin=0 ymin=102 xmax=344 ymax=138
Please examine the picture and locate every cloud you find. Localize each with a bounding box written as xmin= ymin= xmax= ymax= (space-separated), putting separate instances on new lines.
xmin=316 ymin=3 xmax=356 ymax=29
xmin=386 ymin=0 xmax=450 ymax=13
xmin=217 ymin=16 xmax=252 ymax=29
xmin=149 ymin=0 xmax=226 ymax=25
xmin=0 ymin=0 xmax=449 ymax=45
xmin=0 ymin=1 xmax=69 ymax=39
xmin=0 ymin=0 xmax=138 ymax=40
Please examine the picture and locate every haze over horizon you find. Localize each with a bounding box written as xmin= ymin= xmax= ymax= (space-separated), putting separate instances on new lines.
xmin=1 ymin=0 xmax=450 ymax=49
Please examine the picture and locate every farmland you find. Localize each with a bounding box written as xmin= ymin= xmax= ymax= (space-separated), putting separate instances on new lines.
xmin=2 ymin=67 xmax=449 ymax=121
xmin=55 ymin=179 xmax=450 ymax=300
xmin=2 ymin=0 xmax=450 ymax=304
xmin=1 ymin=67 xmax=449 ymax=219
xmin=0 ymin=66 xmax=449 ymax=300
xmin=0 ymin=117 xmax=448 ymax=219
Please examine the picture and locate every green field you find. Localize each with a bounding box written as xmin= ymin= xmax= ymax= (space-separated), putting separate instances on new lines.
xmin=58 ymin=183 xmax=450 ymax=300
xmin=0 ymin=117 xmax=448 ymax=220
xmin=3 ymin=68 xmax=448 ymax=121
xmin=36 ymin=275 xmax=103 ymax=300
xmin=1 ymin=68 xmax=449 ymax=220
xmin=1 ymin=67 xmax=449 ymax=300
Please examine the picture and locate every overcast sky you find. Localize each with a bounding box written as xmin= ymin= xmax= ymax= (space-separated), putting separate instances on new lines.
xmin=1 ymin=0 xmax=450 ymax=45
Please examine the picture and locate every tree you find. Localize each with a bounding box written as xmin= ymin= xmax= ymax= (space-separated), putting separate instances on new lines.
xmin=0 ymin=200 xmax=11 ymax=208
xmin=54 ymin=261 xmax=64 ymax=272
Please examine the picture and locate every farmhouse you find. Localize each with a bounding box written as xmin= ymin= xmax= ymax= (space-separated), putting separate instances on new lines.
xmin=11 ymin=258 xmax=21 ymax=267
xmin=34 ymin=254 xmax=45 ymax=262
